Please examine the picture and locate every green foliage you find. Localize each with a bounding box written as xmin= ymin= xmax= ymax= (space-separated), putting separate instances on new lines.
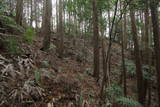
xmin=33 ymin=70 xmax=41 ymax=85
xmin=0 ymin=15 xmax=24 ymax=32
xmin=88 ymin=90 xmax=94 ymax=98
xmin=65 ymin=21 xmax=79 ymax=36
xmin=125 ymin=59 xmax=155 ymax=80
xmin=42 ymin=61 xmax=50 ymax=67
xmin=49 ymin=43 xmax=57 ymax=50
xmin=65 ymin=0 xmax=92 ymax=22
xmin=0 ymin=15 xmax=15 ymax=23
xmin=7 ymin=24 xmax=24 ymax=32
xmin=125 ymin=59 xmax=136 ymax=76
xmin=85 ymin=68 xmax=93 ymax=75
xmin=116 ymin=97 xmax=143 ymax=107
xmin=23 ymin=29 xmax=35 ymax=44
xmin=105 ymin=84 xmax=123 ymax=99
xmin=99 ymin=17 xmax=107 ymax=30
xmin=6 ymin=37 xmax=19 ymax=54
xmin=85 ymin=32 xmax=92 ymax=39
xmin=142 ymin=65 xmax=155 ymax=81
xmin=0 ymin=0 xmax=7 ymax=14
xmin=79 ymin=92 xmax=84 ymax=106
xmin=104 ymin=84 xmax=143 ymax=107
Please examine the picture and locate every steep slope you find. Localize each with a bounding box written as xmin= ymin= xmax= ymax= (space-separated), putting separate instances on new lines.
xmin=0 ymin=32 xmax=129 ymax=107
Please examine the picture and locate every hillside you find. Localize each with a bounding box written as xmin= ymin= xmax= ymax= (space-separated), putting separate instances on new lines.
xmin=1 ymin=0 xmax=160 ymax=107
xmin=0 ymin=32 xmax=128 ymax=107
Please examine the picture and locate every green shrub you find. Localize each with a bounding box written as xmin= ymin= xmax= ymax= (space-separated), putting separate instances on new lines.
xmin=33 ymin=70 xmax=41 ymax=85
xmin=7 ymin=24 xmax=24 ymax=32
xmin=85 ymin=68 xmax=92 ymax=75
xmin=125 ymin=59 xmax=155 ymax=81
xmin=23 ymin=29 xmax=35 ymax=44
xmin=42 ymin=61 xmax=50 ymax=67
xmin=49 ymin=43 xmax=56 ymax=49
xmin=116 ymin=97 xmax=143 ymax=107
xmin=7 ymin=37 xmax=19 ymax=54
xmin=79 ymin=92 xmax=84 ymax=107
xmin=0 ymin=15 xmax=24 ymax=32
xmin=105 ymin=84 xmax=123 ymax=99
xmin=0 ymin=15 xmax=15 ymax=24
xmin=0 ymin=1 xmax=7 ymax=14
xmin=125 ymin=59 xmax=136 ymax=76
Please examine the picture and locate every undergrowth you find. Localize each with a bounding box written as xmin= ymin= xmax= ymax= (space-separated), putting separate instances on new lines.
xmin=103 ymin=84 xmax=143 ymax=107
xmin=23 ymin=28 xmax=35 ymax=44
xmin=6 ymin=37 xmax=19 ymax=54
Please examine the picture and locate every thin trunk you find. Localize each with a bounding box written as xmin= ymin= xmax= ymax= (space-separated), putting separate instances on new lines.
xmin=123 ymin=13 xmax=127 ymax=49
xmin=121 ymin=13 xmax=127 ymax=96
xmin=68 ymin=12 xmax=71 ymax=34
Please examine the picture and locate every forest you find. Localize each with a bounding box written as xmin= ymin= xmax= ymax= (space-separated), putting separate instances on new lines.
xmin=0 ymin=0 xmax=160 ymax=107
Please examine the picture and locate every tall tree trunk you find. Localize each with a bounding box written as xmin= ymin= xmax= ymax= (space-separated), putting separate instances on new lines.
xmin=16 ymin=0 xmax=23 ymax=25
xmin=30 ymin=0 xmax=33 ymax=27
xmin=41 ymin=0 xmax=52 ymax=50
xmin=143 ymin=0 xmax=150 ymax=105
xmin=150 ymin=0 xmax=160 ymax=106
xmin=100 ymin=9 xmax=107 ymax=98
xmin=56 ymin=0 xmax=59 ymax=33
xmin=130 ymin=8 xmax=144 ymax=105
xmin=27 ymin=0 xmax=30 ymax=25
xmin=34 ymin=0 xmax=38 ymax=29
xmin=121 ymin=29 xmax=127 ymax=96
xmin=58 ymin=0 xmax=64 ymax=57
xmin=41 ymin=0 xmax=46 ymax=32
xmin=92 ymin=0 xmax=100 ymax=79
xmin=121 ymin=14 xmax=127 ymax=97
xmin=68 ymin=11 xmax=71 ymax=34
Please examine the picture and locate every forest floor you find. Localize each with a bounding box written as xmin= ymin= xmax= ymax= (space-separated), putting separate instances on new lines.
xmin=0 ymin=32 xmax=140 ymax=107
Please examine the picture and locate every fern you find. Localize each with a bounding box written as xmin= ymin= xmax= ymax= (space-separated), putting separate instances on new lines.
xmin=23 ymin=28 xmax=35 ymax=44
xmin=42 ymin=61 xmax=50 ymax=67
xmin=116 ymin=97 xmax=143 ymax=107
xmin=105 ymin=84 xmax=123 ymax=99
xmin=125 ymin=59 xmax=136 ymax=76
xmin=7 ymin=24 xmax=24 ymax=32
xmin=33 ymin=70 xmax=41 ymax=85
xmin=79 ymin=92 xmax=84 ymax=106
xmin=6 ymin=37 xmax=19 ymax=54
xmin=0 ymin=15 xmax=15 ymax=24
xmin=125 ymin=59 xmax=155 ymax=81
xmin=84 ymin=68 xmax=93 ymax=76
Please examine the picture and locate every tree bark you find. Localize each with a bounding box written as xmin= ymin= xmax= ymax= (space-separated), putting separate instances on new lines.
xmin=58 ymin=0 xmax=64 ymax=57
xmin=34 ymin=0 xmax=38 ymax=29
xmin=121 ymin=16 xmax=127 ymax=97
xmin=130 ymin=8 xmax=144 ymax=105
xmin=16 ymin=0 xmax=23 ymax=25
xmin=41 ymin=0 xmax=52 ymax=50
xmin=150 ymin=0 xmax=160 ymax=106
xmin=30 ymin=0 xmax=33 ymax=27
xmin=92 ymin=0 xmax=100 ymax=79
